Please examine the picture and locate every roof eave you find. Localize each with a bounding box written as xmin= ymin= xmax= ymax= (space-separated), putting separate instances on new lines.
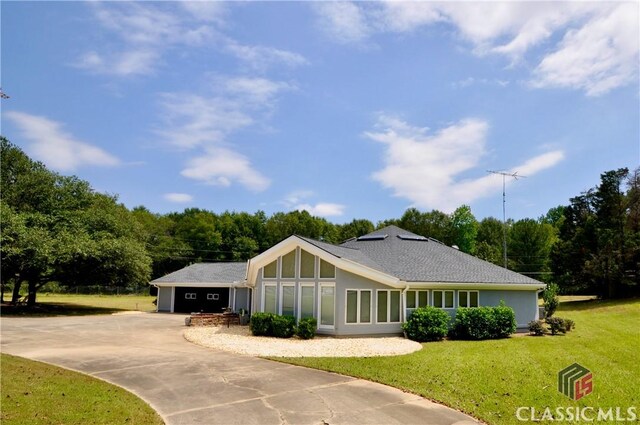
xmin=403 ymin=281 xmax=546 ymax=291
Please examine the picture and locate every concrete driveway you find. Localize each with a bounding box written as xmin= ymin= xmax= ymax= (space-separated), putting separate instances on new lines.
xmin=1 ymin=313 xmax=479 ymax=425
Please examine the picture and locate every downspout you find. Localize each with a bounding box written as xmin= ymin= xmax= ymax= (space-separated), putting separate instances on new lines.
xmin=401 ymin=284 xmax=410 ymax=323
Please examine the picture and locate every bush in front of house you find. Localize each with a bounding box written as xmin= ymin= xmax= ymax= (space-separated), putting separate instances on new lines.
xmin=452 ymin=304 xmax=517 ymax=340
xmin=271 ymin=315 xmax=297 ymax=338
xmin=528 ymin=320 xmax=546 ymax=336
xmin=249 ymin=312 xmax=275 ymax=336
xmin=402 ymin=306 xmax=450 ymax=342
xmin=542 ymin=283 xmax=560 ymax=318
xmin=296 ymin=317 xmax=317 ymax=340
xmin=546 ymin=316 xmax=566 ymax=335
xmin=492 ymin=302 xmax=517 ymax=338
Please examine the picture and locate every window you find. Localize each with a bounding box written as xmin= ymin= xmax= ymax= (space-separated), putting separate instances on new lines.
xmin=433 ymin=290 xmax=454 ymax=309
xmin=263 ymin=260 xmax=277 ymax=279
xmin=185 ymin=293 xmax=196 ymax=300
xmin=377 ymin=290 xmax=401 ymax=323
xmin=263 ymin=284 xmax=277 ymax=314
xmin=319 ymin=284 xmax=335 ymax=328
xmin=319 ymin=259 xmax=335 ymax=279
xmin=281 ymin=250 xmax=296 ymax=279
xmin=458 ymin=291 xmax=479 ymax=308
xmin=300 ymin=250 xmax=315 ymax=278
xmin=346 ymin=289 xmax=372 ymax=324
xmin=299 ymin=285 xmax=314 ymax=319
xmin=206 ymin=293 xmax=220 ymax=301
xmin=281 ymin=284 xmax=295 ymax=316
xmin=406 ymin=290 xmax=429 ymax=308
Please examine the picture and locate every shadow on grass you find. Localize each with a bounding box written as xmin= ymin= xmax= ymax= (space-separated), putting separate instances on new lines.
xmin=1 ymin=302 xmax=126 ymax=317
xmin=559 ymin=297 xmax=640 ymax=312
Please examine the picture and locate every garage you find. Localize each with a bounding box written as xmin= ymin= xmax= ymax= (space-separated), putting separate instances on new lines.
xmin=173 ymin=287 xmax=229 ymax=313
xmin=151 ymin=262 xmax=250 ymax=314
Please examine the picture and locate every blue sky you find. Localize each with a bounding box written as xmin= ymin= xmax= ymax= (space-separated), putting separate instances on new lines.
xmin=2 ymin=1 xmax=638 ymax=224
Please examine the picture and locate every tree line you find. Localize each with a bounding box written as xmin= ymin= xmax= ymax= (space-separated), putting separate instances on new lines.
xmin=1 ymin=137 xmax=638 ymax=305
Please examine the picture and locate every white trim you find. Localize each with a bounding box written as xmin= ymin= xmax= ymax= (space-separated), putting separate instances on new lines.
xmin=279 ymin=283 xmax=296 ymax=316
xmin=457 ymin=290 xmax=480 ymax=308
xmin=153 ymin=282 xmax=243 ymax=288
xmin=344 ymin=288 xmax=373 ymax=325
xmin=406 ymin=282 xmax=545 ymax=291
xmin=432 ymin=290 xmax=455 ymax=309
xmin=298 ymin=283 xmax=315 ymax=320
xmin=318 ymin=282 xmax=336 ymax=330
xmin=262 ymin=283 xmax=277 ymax=314
xmin=246 ymin=236 xmax=401 ymax=288
xmin=232 ymin=287 xmax=237 ymax=310
xmin=376 ymin=289 xmax=401 ymax=324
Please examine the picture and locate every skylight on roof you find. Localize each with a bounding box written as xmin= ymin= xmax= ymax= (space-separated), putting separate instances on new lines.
xmin=357 ymin=234 xmax=388 ymax=241
xmin=397 ymin=234 xmax=428 ymax=241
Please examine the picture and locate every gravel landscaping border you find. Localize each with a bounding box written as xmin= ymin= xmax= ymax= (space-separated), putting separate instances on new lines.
xmin=184 ymin=326 xmax=422 ymax=357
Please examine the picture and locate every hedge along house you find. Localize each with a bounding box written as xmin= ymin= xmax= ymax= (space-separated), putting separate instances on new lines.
xmin=151 ymin=263 xmax=249 ymax=314
xmin=245 ymin=225 xmax=545 ymax=336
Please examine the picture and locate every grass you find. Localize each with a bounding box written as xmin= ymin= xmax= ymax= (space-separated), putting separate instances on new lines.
xmin=277 ymin=297 xmax=640 ymax=425
xmin=1 ymin=293 xmax=157 ymax=316
xmin=0 ymin=353 xmax=164 ymax=425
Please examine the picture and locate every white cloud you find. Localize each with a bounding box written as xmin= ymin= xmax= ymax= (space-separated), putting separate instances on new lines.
xmin=282 ymin=190 xmax=315 ymax=207
xmin=181 ymin=147 xmax=270 ymax=192
xmin=295 ymin=203 xmax=345 ymax=217
xmin=225 ymin=41 xmax=309 ymax=71
xmin=312 ymin=2 xmax=638 ymax=96
xmin=4 ymin=111 xmax=120 ymax=172
xmin=163 ymin=193 xmax=193 ymax=203
xmin=531 ymin=3 xmax=639 ymax=96
xmin=76 ymin=2 xmax=218 ymax=76
xmin=366 ymin=115 xmax=564 ymax=213
xmin=313 ymin=2 xmax=371 ymax=44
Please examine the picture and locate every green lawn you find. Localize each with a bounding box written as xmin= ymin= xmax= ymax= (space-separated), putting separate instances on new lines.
xmin=1 ymin=293 xmax=157 ymax=316
xmin=277 ymin=298 xmax=640 ymax=425
xmin=0 ymin=354 xmax=164 ymax=425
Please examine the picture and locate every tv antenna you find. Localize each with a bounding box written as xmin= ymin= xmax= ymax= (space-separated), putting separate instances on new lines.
xmin=487 ymin=170 xmax=526 ymax=268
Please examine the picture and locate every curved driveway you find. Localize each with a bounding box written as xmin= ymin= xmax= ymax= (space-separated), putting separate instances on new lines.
xmin=1 ymin=313 xmax=479 ymax=425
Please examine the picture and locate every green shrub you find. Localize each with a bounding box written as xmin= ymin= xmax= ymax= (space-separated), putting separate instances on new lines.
xmin=564 ymin=318 xmax=575 ymax=332
xmin=403 ymin=306 xmax=450 ymax=342
xmin=546 ymin=317 xmax=566 ymax=335
xmin=453 ymin=307 xmax=495 ymax=340
xmin=452 ymin=303 xmax=516 ymax=340
xmin=249 ymin=312 xmax=274 ymax=336
xmin=528 ymin=320 xmax=546 ymax=336
xmin=296 ymin=317 xmax=317 ymax=340
xmin=271 ymin=315 xmax=296 ymax=338
xmin=492 ymin=302 xmax=517 ymax=338
xmin=543 ymin=283 xmax=560 ymax=318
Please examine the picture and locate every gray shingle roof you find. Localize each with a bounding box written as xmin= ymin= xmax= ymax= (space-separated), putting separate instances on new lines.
xmin=335 ymin=225 xmax=542 ymax=285
xmin=151 ymin=262 xmax=246 ymax=284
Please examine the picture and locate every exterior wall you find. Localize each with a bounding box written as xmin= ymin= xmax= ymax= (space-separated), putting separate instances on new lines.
xmin=480 ymin=289 xmax=539 ymax=327
xmin=234 ymin=287 xmax=250 ymax=312
xmin=157 ymin=286 xmax=173 ymax=312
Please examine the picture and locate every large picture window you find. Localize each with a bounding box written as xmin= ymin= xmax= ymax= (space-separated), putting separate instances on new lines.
xmin=433 ymin=290 xmax=454 ymax=309
xmin=281 ymin=250 xmax=296 ymax=279
xmin=377 ymin=290 xmax=401 ymax=323
xmin=319 ymin=259 xmax=335 ymax=279
xmin=299 ymin=285 xmax=314 ymax=319
xmin=300 ymin=250 xmax=315 ymax=278
xmin=346 ymin=289 xmax=372 ymax=324
xmin=319 ymin=284 xmax=335 ymax=328
xmin=263 ymin=284 xmax=277 ymax=314
xmin=263 ymin=260 xmax=277 ymax=279
xmin=458 ymin=290 xmax=479 ymax=308
xmin=281 ymin=284 xmax=295 ymax=316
